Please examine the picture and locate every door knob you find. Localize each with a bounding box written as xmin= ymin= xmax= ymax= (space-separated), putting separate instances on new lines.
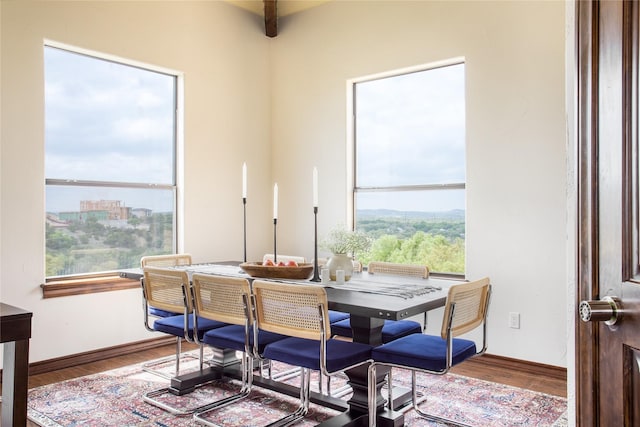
xmin=579 ymin=296 xmax=620 ymax=325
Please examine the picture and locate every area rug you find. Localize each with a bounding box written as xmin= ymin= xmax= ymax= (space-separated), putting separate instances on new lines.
xmin=27 ymin=351 xmax=567 ymax=426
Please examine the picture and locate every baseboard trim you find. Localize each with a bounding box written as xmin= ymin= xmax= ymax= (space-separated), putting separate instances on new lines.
xmin=25 ymin=340 xmax=566 ymax=382
xmin=466 ymin=353 xmax=567 ymax=381
xmin=27 ymin=336 xmax=175 ymax=376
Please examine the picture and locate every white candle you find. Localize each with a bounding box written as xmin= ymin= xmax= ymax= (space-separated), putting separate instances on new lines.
xmin=242 ymin=162 xmax=247 ymax=199
xmin=273 ymin=183 xmax=278 ymax=219
xmin=312 ymin=167 xmax=318 ymax=208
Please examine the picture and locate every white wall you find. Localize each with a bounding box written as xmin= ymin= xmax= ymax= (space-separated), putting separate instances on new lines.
xmin=1 ymin=0 xmax=569 ymax=369
xmin=270 ymin=1 xmax=568 ymax=367
xmin=0 ymin=1 xmax=271 ymax=362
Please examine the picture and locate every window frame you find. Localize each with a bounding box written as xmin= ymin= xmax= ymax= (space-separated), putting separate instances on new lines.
xmin=348 ymin=59 xmax=466 ymax=276
xmin=42 ymin=41 xmax=185 ymax=297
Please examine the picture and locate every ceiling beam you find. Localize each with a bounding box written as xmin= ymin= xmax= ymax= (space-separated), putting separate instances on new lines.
xmin=264 ymin=0 xmax=278 ymax=37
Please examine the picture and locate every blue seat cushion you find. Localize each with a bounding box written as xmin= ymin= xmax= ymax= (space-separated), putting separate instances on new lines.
xmin=203 ymin=325 xmax=288 ymax=353
xmin=149 ymin=307 xmax=179 ymax=318
xmin=371 ymin=334 xmax=477 ymax=372
xmin=263 ymin=337 xmax=372 ymax=373
xmin=154 ymin=315 xmax=227 ymax=340
xmin=328 ymin=310 xmax=350 ymax=323
xmin=330 ymin=319 xmax=422 ymax=343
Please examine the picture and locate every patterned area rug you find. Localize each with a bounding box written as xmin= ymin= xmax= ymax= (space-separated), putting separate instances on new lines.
xmin=27 ymin=351 xmax=567 ymax=426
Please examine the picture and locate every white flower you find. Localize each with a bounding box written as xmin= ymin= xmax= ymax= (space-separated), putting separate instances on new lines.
xmin=322 ymin=227 xmax=371 ymax=256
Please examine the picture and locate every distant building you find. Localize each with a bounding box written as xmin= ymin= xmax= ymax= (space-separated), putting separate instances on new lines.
xmin=131 ymin=208 xmax=152 ymax=218
xmin=80 ymin=200 xmax=131 ymax=220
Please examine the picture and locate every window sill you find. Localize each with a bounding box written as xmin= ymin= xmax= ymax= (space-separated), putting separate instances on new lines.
xmin=41 ymin=274 xmax=140 ymax=299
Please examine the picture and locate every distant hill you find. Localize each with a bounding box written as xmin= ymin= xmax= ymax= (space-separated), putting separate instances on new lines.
xmin=356 ymin=208 xmax=465 ymax=221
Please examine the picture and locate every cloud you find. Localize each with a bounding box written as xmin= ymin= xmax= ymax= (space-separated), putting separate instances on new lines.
xmin=355 ymin=63 xmax=466 ymax=188
xmin=114 ymin=117 xmax=173 ymax=141
xmin=44 ymin=46 xmax=175 ymax=184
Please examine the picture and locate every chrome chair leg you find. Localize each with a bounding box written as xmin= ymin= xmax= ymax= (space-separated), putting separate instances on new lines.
xmin=193 ymin=353 xmax=254 ymax=425
xmin=387 ymin=368 xmax=394 ymax=411
xmin=141 ymin=336 xmax=202 ymax=380
xmin=176 ymin=337 xmax=181 ymax=375
xmin=410 ymin=370 xmax=472 ymax=427
xmin=327 ymin=373 xmax=352 ymax=398
xmin=368 ymin=364 xmax=377 ymax=427
xmin=266 ymin=367 xmax=311 ymax=427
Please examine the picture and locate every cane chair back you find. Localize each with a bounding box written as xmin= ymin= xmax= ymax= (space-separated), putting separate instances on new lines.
xmin=442 ymin=277 xmax=491 ymax=339
xmin=141 ymin=253 xmax=193 ymax=320
xmin=192 ymin=274 xmax=252 ymax=328
xmin=143 ymin=266 xmax=192 ymax=314
xmin=368 ymin=261 xmax=429 ymax=278
xmin=141 ymin=253 xmax=192 ymax=268
xmin=142 ymin=266 xmax=192 ymax=315
xmin=252 ymin=280 xmax=330 ymax=341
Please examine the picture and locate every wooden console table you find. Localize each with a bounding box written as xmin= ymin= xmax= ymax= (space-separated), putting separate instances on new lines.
xmin=1 ymin=303 xmax=33 ymax=426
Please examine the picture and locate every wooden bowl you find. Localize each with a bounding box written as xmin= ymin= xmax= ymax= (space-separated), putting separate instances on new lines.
xmin=239 ymin=262 xmax=314 ymax=280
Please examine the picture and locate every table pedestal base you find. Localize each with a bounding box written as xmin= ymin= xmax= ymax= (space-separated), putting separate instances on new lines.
xmin=338 ymin=363 xmax=406 ymax=427
xmin=169 ymin=348 xmax=239 ymax=395
xmin=210 ymin=347 xmax=239 ymax=367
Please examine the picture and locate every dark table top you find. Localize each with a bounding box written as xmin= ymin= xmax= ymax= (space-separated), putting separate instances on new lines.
xmin=122 ymin=262 xmax=458 ymax=321
xmin=0 ymin=302 xmax=33 ymax=343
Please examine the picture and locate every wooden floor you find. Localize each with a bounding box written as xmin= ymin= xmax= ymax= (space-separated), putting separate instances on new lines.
xmin=18 ymin=342 xmax=567 ymax=426
xmin=450 ymin=358 xmax=567 ymax=397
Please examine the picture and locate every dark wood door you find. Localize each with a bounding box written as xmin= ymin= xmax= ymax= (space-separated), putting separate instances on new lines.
xmin=576 ymin=1 xmax=640 ymax=425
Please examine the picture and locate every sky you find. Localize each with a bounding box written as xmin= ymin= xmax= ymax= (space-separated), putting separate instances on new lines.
xmin=44 ymin=46 xmax=176 ymax=212
xmin=44 ymin=46 xmax=465 ymax=214
xmin=356 ymin=63 xmax=466 ymax=187
xmin=355 ymin=63 xmax=466 ymax=212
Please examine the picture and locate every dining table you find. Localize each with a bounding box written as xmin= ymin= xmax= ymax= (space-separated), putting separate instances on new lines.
xmin=121 ymin=262 xmax=460 ymax=427
xmin=1 ymin=303 xmax=33 ymax=427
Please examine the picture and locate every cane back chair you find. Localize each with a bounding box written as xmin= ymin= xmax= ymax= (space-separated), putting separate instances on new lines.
xmin=367 ymin=277 xmax=491 ymax=427
xmin=191 ymin=273 xmax=289 ymax=425
xmin=252 ymin=280 xmax=373 ymax=426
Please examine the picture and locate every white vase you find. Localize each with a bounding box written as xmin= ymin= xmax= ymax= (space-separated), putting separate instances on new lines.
xmin=326 ymin=253 xmax=354 ymax=281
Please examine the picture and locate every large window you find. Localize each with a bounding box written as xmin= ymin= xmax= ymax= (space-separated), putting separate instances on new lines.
xmin=353 ymin=62 xmax=466 ymax=274
xmin=45 ymin=44 xmax=178 ymax=278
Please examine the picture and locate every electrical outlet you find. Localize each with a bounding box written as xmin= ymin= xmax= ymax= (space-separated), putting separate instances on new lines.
xmin=509 ymin=312 xmax=520 ymax=329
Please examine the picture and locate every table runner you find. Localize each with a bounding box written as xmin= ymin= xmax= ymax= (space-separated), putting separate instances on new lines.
xmin=176 ymin=263 xmax=441 ymax=299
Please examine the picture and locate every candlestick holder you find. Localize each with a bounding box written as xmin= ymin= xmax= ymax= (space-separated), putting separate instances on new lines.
xmin=273 ymin=218 xmax=278 ymax=264
xmin=310 ymin=206 xmax=321 ymax=281
xmin=242 ymin=197 xmax=247 ymax=263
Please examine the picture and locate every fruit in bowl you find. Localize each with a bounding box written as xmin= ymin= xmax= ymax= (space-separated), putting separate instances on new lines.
xmin=262 ymin=259 xmax=298 ymax=267
xmin=240 ymin=261 xmax=314 ymax=279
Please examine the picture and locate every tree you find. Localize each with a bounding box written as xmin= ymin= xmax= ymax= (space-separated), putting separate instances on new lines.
xmin=128 ymin=216 xmax=142 ymax=229
xmin=82 ymin=216 xmax=106 ymax=238
xmin=46 ymin=226 xmax=77 ymax=250
xmin=359 ymin=231 xmax=464 ymax=274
